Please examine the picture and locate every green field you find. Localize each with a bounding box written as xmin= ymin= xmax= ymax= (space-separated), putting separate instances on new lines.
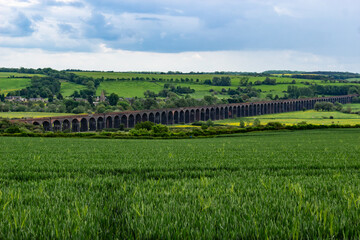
xmin=0 ymin=78 xmax=31 ymax=95
xmin=0 ymin=112 xmax=79 ymax=119
xmin=0 ymin=72 xmax=44 ymax=78
xmin=217 ymin=110 xmax=360 ymax=126
xmin=96 ymin=80 xmax=164 ymax=98
xmin=1 ymin=129 xmax=360 ymax=238
xmin=71 ymin=71 xmax=360 ymax=99
xmin=61 ymin=81 xmax=86 ymax=97
xmin=96 ymin=80 xmax=239 ymax=99
xmin=344 ymin=103 xmax=360 ymax=112
xmin=70 ymin=71 xmax=320 ymax=86
xmin=0 ymin=72 xmax=46 ymax=95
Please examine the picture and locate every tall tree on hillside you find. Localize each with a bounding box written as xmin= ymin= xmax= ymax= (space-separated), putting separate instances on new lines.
xmin=108 ymin=93 xmax=119 ymax=106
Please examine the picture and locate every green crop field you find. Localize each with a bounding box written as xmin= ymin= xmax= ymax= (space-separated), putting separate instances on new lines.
xmin=0 ymin=72 xmax=44 ymax=78
xmin=1 ymin=129 xmax=360 ymax=238
xmin=217 ymin=110 xmax=360 ymax=126
xmin=0 ymin=112 xmax=81 ymax=119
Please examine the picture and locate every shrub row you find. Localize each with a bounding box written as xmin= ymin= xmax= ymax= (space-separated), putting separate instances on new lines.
xmin=1 ymin=122 xmax=360 ymax=139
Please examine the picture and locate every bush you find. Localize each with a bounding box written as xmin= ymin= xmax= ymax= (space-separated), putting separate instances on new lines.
xmin=191 ymin=121 xmax=205 ymax=126
xmin=239 ymin=120 xmax=245 ymax=128
xmin=341 ymin=107 xmax=352 ymax=114
xmin=334 ymin=102 xmax=343 ymax=111
xmin=314 ymin=102 xmax=335 ymax=111
xmin=135 ymin=121 xmax=155 ymax=130
xmin=266 ymin=122 xmax=283 ymax=129
xmin=201 ymin=124 xmax=208 ymax=130
xmin=129 ymin=128 xmax=151 ymax=136
xmin=5 ymin=126 xmax=21 ymax=133
xmin=253 ymin=119 xmax=261 ymax=127
xmin=206 ymin=119 xmax=214 ymax=127
xmin=152 ymin=124 xmax=169 ymax=134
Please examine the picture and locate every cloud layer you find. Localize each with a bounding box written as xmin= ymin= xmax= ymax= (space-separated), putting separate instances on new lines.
xmin=0 ymin=0 xmax=359 ymax=71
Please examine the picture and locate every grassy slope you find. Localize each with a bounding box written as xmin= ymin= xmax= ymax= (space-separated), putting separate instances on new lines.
xmin=0 ymin=72 xmax=44 ymax=78
xmin=72 ymin=71 xmax=360 ymax=99
xmin=217 ymin=109 xmax=360 ymax=126
xmin=344 ymin=103 xmax=360 ymax=111
xmin=1 ymin=129 xmax=360 ymax=238
xmin=95 ymin=81 xmax=164 ymax=98
xmin=0 ymin=72 xmax=45 ymax=95
xmin=60 ymin=81 xmax=86 ymax=97
xmin=0 ymin=78 xmax=31 ymax=95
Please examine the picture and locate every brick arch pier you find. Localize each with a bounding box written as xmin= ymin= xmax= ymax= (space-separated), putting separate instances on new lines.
xmin=15 ymin=95 xmax=356 ymax=132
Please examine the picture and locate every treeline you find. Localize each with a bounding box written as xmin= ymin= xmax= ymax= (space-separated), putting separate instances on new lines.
xmin=144 ymin=84 xmax=195 ymax=98
xmin=64 ymin=69 xmax=262 ymax=76
xmin=307 ymin=72 xmax=360 ymax=80
xmin=2 ymin=118 xmax=360 ymax=139
xmin=7 ymin=77 xmax=61 ymax=98
xmin=261 ymin=70 xmax=360 ymax=80
xmin=287 ymin=85 xmax=359 ymax=98
xmin=4 ymin=67 xmax=104 ymax=100
xmin=103 ymin=76 xmax=233 ymax=86
xmin=204 ymin=76 xmax=231 ymax=86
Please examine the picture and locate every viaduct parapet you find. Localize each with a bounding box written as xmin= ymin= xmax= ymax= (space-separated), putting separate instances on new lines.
xmin=13 ymin=95 xmax=355 ymax=132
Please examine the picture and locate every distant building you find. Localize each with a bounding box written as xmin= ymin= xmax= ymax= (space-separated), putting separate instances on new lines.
xmin=73 ymin=98 xmax=88 ymax=103
xmin=5 ymin=96 xmax=26 ymax=102
xmin=29 ymin=97 xmax=47 ymax=102
xmin=100 ymin=90 xmax=106 ymax=102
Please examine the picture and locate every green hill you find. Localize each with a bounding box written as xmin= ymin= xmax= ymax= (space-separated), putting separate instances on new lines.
xmin=69 ymin=71 xmax=360 ymax=99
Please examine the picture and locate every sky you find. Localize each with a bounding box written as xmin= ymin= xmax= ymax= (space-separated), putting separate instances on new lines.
xmin=0 ymin=0 xmax=359 ymax=72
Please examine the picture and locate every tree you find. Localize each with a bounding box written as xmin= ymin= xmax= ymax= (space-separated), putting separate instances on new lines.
xmin=206 ymin=119 xmax=214 ymax=127
xmin=72 ymin=106 xmax=85 ymax=114
xmin=108 ymin=93 xmax=119 ymax=106
xmin=152 ymin=124 xmax=169 ymax=133
xmin=239 ymin=120 xmax=245 ymax=128
xmin=314 ymin=102 xmax=334 ymax=111
xmin=117 ymin=100 xmax=131 ymax=110
xmin=334 ymin=102 xmax=343 ymax=111
xmin=56 ymin=93 xmax=63 ymax=100
xmin=87 ymin=95 xmax=94 ymax=106
xmin=253 ymin=118 xmax=261 ymax=127
xmin=348 ymin=86 xmax=359 ymax=95
xmin=71 ymin=90 xmax=80 ymax=98
xmin=135 ymin=121 xmax=154 ymax=130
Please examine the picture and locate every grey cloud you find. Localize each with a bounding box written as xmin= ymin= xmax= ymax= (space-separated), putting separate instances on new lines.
xmin=0 ymin=12 xmax=34 ymax=37
xmin=84 ymin=12 xmax=120 ymax=41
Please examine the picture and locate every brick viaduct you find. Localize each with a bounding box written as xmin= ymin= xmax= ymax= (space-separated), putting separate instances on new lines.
xmin=15 ymin=95 xmax=355 ymax=132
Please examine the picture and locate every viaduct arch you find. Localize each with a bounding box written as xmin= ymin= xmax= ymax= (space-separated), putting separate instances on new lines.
xmin=15 ymin=95 xmax=356 ymax=132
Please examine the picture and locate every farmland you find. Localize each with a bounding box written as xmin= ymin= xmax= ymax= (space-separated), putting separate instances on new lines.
xmin=2 ymin=70 xmax=360 ymax=100
xmin=71 ymin=71 xmax=360 ymax=99
xmin=217 ymin=109 xmax=360 ymax=126
xmin=0 ymin=72 xmax=44 ymax=95
xmin=0 ymin=78 xmax=31 ymax=95
xmin=1 ymin=129 xmax=360 ymax=238
xmin=60 ymin=81 xmax=86 ymax=97
xmin=0 ymin=112 xmax=81 ymax=119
